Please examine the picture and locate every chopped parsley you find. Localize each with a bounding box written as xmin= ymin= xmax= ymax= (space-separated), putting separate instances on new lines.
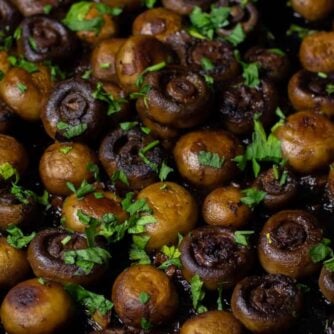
xmin=189 ymin=6 xmax=230 ymax=40
xmin=225 ymin=23 xmax=246 ymax=46
xmin=16 ymin=82 xmax=27 ymax=94
xmin=234 ymin=230 xmax=255 ymax=246
xmin=59 ymin=146 xmax=72 ymax=154
xmin=141 ymin=318 xmax=152 ymax=330
xmin=286 ymin=24 xmax=315 ymax=39
xmin=139 ymin=292 xmax=151 ymax=304
xmin=326 ymin=84 xmax=334 ymax=95
xmin=66 ymin=180 xmax=95 ymax=199
xmin=6 ymin=225 xmax=36 ymax=249
xmin=0 ymin=162 xmax=18 ymax=181
xmin=65 ymin=284 xmax=113 ymax=315
xmin=63 ymin=246 xmax=111 ymax=274
xmin=10 ymin=184 xmax=35 ymax=205
xmin=56 ymin=121 xmax=87 ymax=139
xmin=234 ymin=115 xmax=284 ymax=177
xmin=87 ymin=163 xmax=100 ymax=181
xmin=129 ymin=235 xmax=151 ymax=264
xmin=190 ymin=274 xmax=208 ymax=313
xmin=120 ymin=122 xmax=138 ymax=131
xmin=159 ymin=244 xmax=182 ymax=270
xmin=7 ymin=56 xmax=38 ymax=73
xmin=198 ymin=151 xmax=225 ymax=169
xmin=144 ymin=0 xmax=157 ymax=8
xmin=217 ymin=287 xmax=224 ymax=311
xmin=240 ymin=188 xmax=266 ymax=208
xmin=201 ymin=57 xmax=214 ymax=71
xmin=111 ymin=170 xmax=129 ymax=186
xmin=63 ymin=2 xmax=122 ymax=34
xmin=309 ymin=238 xmax=333 ymax=263
xmin=158 ymin=161 xmax=173 ymax=182
xmin=43 ymin=4 xmax=53 ymax=14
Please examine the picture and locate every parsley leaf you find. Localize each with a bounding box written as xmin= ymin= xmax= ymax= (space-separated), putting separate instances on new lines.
xmin=0 ymin=162 xmax=18 ymax=181
xmin=217 ymin=287 xmax=224 ymax=311
xmin=198 ymin=151 xmax=224 ymax=169
xmin=234 ymin=230 xmax=255 ymax=246
xmin=6 ymin=225 xmax=36 ymax=249
xmin=10 ymin=184 xmax=35 ymax=205
xmin=120 ymin=122 xmax=138 ymax=131
xmin=129 ymin=235 xmax=151 ymax=264
xmin=139 ymin=292 xmax=151 ymax=304
xmin=326 ymin=84 xmax=334 ymax=95
xmin=59 ymin=146 xmax=72 ymax=154
xmin=190 ymin=274 xmax=208 ymax=313
xmin=234 ymin=116 xmax=283 ymax=177
xmin=158 ymin=161 xmax=173 ymax=182
xmin=65 ymin=284 xmax=113 ymax=315
xmin=240 ymin=188 xmax=266 ymax=208
xmin=201 ymin=57 xmax=214 ymax=71
xmin=87 ymin=163 xmax=100 ymax=181
xmin=286 ymin=24 xmax=315 ymax=39
xmin=8 ymin=56 xmax=39 ymax=73
xmin=92 ymin=82 xmax=127 ymax=115
xmin=56 ymin=121 xmax=87 ymax=139
xmin=141 ymin=318 xmax=152 ymax=330
xmin=225 ymin=23 xmax=246 ymax=46
xmin=16 ymin=82 xmax=27 ymax=94
xmin=189 ymin=6 xmax=230 ymax=40
xmin=309 ymin=238 xmax=333 ymax=263
xmin=66 ymin=180 xmax=95 ymax=199
xmin=144 ymin=0 xmax=157 ymax=8
xmin=43 ymin=4 xmax=52 ymax=14
xmin=111 ymin=170 xmax=129 ymax=186
xmin=159 ymin=244 xmax=182 ymax=270
xmin=64 ymin=247 xmax=111 ymax=274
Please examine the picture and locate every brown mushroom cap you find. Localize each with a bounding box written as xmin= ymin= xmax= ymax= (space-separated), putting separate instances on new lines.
xmin=112 ymin=264 xmax=178 ymax=328
xmin=0 ymin=278 xmax=74 ymax=334
xmin=137 ymin=181 xmax=198 ymax=250
xmin=39 ymin=142 xmax=97 ymax=196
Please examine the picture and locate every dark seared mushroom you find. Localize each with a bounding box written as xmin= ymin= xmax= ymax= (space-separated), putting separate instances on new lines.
xmin=62 ymin=191 xmax=128 ymax=233
xmin=244 ymin=47 xmax=290 ymax=82
xmin=162 ymin=0 xmax=214 ymax=15
xmin=0 ymin=188 xmax=36 ymax=230
xmin=115 ymin=35 xmax=175 ymax=93
xmin=17 ymin=15 xmax=78 ymax=63
xmin=274 ymin=111 xmax=334 ymax=174
xmin=216 ymin=0 xmax=259 ymax=39
xmin=180 ymin=226 xmax=254 ymax=290
xmin=173 ymin=130 xmax=243 ymax=188
xmin=253 ymin=167 xmax=298 ymax=210
xmin=136 ymin=66 xmax=213 ymax=129
xmin=0 ymin=278 xmax=74 ymax=334
xmin=112 ymin=264 xmax=178 ymax=329
xmin=258 ymin=210 xmax=323 ymax=278
xmin=10 ymin=0 xmax=73 ymax=16
xmin=300 ymin=32 xmax=334 ymax=73
xmin=180 ymin=311 xmax=243 ymax=334
xmin=0 ymin=0 xmax=21 ymax=41
xmin=0 ymin=65 xmax=53 ymax=122
xmin=133 ymin=8 xmax=183 ymax=42
xmin=39 ymin=142 xmax=97 ymax=196
xmin=319 ymin=266 xmax=334 ymax=304
xmin=202 ymin=186 xmax=251 ymax=228
xmin=231 ymin=274 xmax=303 ymax=333
xmin=99 ymin=127 xmax=164 ymax=191
xmin=291 ymin=0 xmax=334 ymax=21
xmin=27 ymin=228 xmax=108 ymax=285
xmin=137 ymin=182 xmax=197 ymax=250
xmin=91 ymin=38 xmax=126 ymax=83
xmin=42 ymin=79 xmax=107 ymax=142
xmin=288 ymin=70 xmax=334 ymax=117
xmin=218 ymin=78 xmax=278 ymax=135
xmin=0 ymin=237 xmax=30 ymax=289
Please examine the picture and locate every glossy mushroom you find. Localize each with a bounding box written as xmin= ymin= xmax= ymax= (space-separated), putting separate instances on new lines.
xmin=112 ymin=264 xmax=178 ymax=329
xmin=258 ymin=210 xmax=323 ymax=278
xmin=291 ymin=0 xmax=334 ymax=21
xmin=0 ymin=237 xmax=30 ymax=289
xmin=0 ymin=278 xmax=74 ymax=334
xmin=41 ymin=79 xmax=107 ymax=142
xmin=0 ymin=99 xmax=15 ymax=133
xmin=115 ymin=35 xmax=174 ymax=92
xmin=180 ymin=311 xmax=243 ymax=334
xmin=136 ymin=181 xmax=198 ymax=250
xmin=288 ymin=70 xmax=334 ymax=117
xmin=39 ymin=142 xmax=97 ymax=196
xmin=28 ymin=228 xmax=108 ymax=285
xmin=231 ymin=274 xmax=303 ymax=333
xmin=218 ymin=78 xmax=278 ymax=135
xmin=17 ymin=15 xmax=78 ymax=63
xmin=202 ymin=186 xmax=251 ymax=228
xmin=62 ymin=191 xmax=128 ymax=233
xmin=274 ymin=111 xmax=334 ymax=174
xmin=136 ymin=65 xmax=213 ymax=129
xmin=180 ymin=226 xmax=254 ymax=290
xmin=300 ymin=32 xmax=334 ymax=73
xmin=99 ymin=127 xmax=164 ymax=190
xmin=11 ymin=0 xmax=72 ymax=16
xmin=91 ymin=38 xmax=126 ymax=83
xmin=133 ymin=8 xmax=183 ymax=42
xmin=173 ymin=130 xmax=243 ymax=188
xmin=0 ymin=64 xmax=53 ymax=121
